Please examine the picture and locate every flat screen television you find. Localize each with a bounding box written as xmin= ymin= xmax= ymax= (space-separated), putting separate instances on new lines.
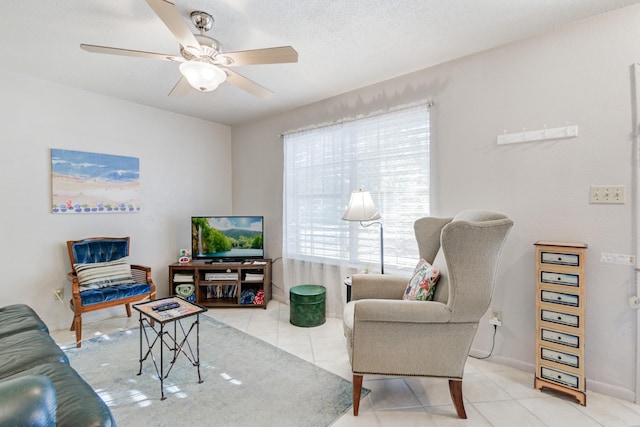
xmin=191 ymin=216 xmax=264 ymax=262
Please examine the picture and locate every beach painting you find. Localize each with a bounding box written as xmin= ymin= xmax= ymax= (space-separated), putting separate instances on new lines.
xmin=51 ymin=149 xmax=140 ymax=214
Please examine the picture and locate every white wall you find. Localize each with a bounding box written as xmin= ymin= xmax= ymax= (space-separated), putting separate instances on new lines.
xmin=231 ymin=120 xmax=286 ymax=299
xmin=231 ymin=5 xmax=640 ymax=400
xmin=0 ymin=70 xmax=232 ymax=331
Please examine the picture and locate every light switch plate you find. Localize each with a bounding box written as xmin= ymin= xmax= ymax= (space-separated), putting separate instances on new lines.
xmin=589 ymin=185 xmax=625 ymax=204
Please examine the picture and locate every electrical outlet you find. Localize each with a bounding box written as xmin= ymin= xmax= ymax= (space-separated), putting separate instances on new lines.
xmin=589 ymin=185 xmax=625 ymax=204
xmin=53 ymin=287 xmax=64 ymax=301
xmin=489 ymin=309 xmax=502 ymax=326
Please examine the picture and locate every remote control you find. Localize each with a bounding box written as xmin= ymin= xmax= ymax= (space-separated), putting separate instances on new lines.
xmin=152 ymin=302 xmax=180 ymax=311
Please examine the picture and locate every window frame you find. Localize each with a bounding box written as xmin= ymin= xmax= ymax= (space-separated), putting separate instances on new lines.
xmin=283 ymin=102 xmax=431 ymax=273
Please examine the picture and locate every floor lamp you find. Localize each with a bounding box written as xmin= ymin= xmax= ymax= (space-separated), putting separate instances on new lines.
xmin=342 ymin=190 xmax=384 ymax=274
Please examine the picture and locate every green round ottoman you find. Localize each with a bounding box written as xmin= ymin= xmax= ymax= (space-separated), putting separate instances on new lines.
xmin=289 ymin=284 xmax=326 ymax=327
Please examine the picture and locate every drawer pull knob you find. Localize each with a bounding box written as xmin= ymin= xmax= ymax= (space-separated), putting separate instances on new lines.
xmin=557 ymin=375 xmax=562 ymax=379
xmin=558 ymin=277 xmax=562 ymax=281
xmin=557 ymin=296 xmax=562 ymax=300
xmin=557 ymin=356 xmax=562 ymax=360
xmin=558 ymin=336 xmax=563 ymax=340
xmin=557 ymin=257 xmax=562 ymax=261
xmin=557 ymin=316 xmax=562 ymax=320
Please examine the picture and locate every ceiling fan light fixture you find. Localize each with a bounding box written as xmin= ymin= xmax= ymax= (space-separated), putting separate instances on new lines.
xmin=179 ymin=61 xmax=226 ymax=92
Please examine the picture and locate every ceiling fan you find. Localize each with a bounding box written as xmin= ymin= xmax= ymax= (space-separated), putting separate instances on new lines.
xmin=80 ymin=0 xmax=298 ymax=98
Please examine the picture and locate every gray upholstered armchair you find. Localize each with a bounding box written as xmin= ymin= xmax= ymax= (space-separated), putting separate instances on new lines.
xmin=343 ymin=210 xmax=513 ymax=418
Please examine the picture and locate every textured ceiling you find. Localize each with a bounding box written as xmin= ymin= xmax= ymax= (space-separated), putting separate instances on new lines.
xmin=1 ymin=0 xmax=638 ymax=125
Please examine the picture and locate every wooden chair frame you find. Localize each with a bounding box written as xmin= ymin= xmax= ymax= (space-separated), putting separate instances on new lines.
xmin=66 ymin=237 xmax=156 ymax=348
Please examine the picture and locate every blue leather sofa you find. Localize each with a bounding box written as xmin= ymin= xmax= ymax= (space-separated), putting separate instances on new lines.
xmin=0 ymin=304 xmax=116 ymax=426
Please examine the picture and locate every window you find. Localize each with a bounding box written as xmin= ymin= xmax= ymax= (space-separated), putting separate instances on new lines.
xmin=283 ymin=103 xmax=431 ymax=272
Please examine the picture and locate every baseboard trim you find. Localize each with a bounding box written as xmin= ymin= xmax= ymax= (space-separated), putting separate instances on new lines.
xmin=467 ymin=350 xmax=535 ymax=374
xmin=586 ymin=378 xmax=636 ymax=403
xmin=468 ymin=350 xmax=636 ymax=403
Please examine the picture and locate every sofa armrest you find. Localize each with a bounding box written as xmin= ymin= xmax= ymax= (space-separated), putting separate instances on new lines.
xmin=131 ymin=264 xmax=155 ymax=288
xmin=131 ymin=264 xmax=151 ymax=273
xmin=66 ymin=271 xmax=77 ymax=283
xmin=351 ymin=274 xmax=408 ymax=301
xmin=67 ymin=272 xmax=81 ymax=301
xmin=0 ymin=375 xmax=57 ymax=427
xmin=351 ymin=299 xmax=451 ymax=324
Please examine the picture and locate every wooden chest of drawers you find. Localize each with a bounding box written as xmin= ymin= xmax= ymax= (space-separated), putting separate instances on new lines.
xmin=534 ymin=241 xmax=587 ymax=405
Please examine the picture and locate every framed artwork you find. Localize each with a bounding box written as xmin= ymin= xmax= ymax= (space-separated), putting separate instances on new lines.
xmin=51 ymin=148 xmax=140 ymax=214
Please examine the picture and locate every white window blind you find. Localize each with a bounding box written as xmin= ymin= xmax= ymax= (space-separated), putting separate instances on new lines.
xmin=283 ymin=103 xmax=431 ymax=272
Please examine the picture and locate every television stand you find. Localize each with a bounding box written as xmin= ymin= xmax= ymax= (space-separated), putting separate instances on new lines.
xmin=168 ymin=259 xmax=272 ymax=309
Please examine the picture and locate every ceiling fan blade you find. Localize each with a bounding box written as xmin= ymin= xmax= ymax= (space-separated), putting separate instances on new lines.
xmin=222 ymin=46 xmax=298 ymax=66
xmin=223 ymin=68 xmax=273 ymax=98
xmin=80 ymin=44 xmax=183 ymax=62
xmin=145 ymin=0 xmax=201 ymax=53
xmin=168 ymin=76 xmax=192 ymax=97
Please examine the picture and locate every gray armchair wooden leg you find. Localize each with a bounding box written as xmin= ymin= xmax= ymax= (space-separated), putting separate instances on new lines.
xmin=353 ymin=374 xmax=363 ymax=416
xmin=448 ymin=379 xmax=467 ymax=419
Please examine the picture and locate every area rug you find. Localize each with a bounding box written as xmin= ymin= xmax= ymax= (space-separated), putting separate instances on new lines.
xmin=64 ymin=315 xmax=366 ymax=427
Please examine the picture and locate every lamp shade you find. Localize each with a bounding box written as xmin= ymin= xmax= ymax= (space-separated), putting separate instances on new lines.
xmin=179 ymin=61 xmax=227 ymax=92
xmin=342 ymin=190 xmax=381 ymax=221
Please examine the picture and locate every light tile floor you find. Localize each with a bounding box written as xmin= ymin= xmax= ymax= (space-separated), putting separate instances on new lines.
xmin=51 ymin=301 xmax=640 ymax=427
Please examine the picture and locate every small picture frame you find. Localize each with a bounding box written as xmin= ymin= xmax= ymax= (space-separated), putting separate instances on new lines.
xmin=179 ymin=248 xmax=192 ymax=264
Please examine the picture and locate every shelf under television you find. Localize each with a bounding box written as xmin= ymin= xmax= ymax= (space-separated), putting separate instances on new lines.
xmin=199 ymin=280 xmax=237 ymax=286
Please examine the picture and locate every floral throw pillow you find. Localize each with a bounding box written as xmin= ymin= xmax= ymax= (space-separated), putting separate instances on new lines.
xmin=403 ymin=259 xmax=440 ymax=301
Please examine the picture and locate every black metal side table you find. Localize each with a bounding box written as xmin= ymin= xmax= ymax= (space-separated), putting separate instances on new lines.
xmin=133 ymin=297 xmax=207 ymax=400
